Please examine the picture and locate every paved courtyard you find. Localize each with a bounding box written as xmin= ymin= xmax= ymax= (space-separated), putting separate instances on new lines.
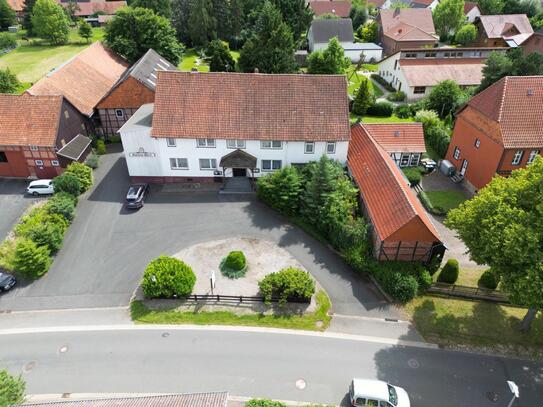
xmin=0 ymin=179 xmax=41 ymax=241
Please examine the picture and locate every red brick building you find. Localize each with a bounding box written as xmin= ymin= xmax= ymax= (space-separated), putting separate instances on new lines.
xmin=522 ymin=29 xmax=543 ymax=55
xmin=308 ymin=1 xmax=351 ymax=18
xmin=446 ymin=76 xmax=543 ymax=192
xmin=0 ymin=94 xmax=91 ymax=179
xmin=349 ymin=124 xmax=443 ymax=262
xmin=474 ymin=14 xmax=533 ymax=48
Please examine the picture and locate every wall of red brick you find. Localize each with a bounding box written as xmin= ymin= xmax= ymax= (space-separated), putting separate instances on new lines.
xmin=0 ymin=148 xmax=29 ymax=177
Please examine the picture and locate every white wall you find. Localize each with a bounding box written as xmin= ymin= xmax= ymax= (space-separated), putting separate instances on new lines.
xmin=344 ymin=47 xmax=383 ymax=63
xmin=120 ymin=129 xmax=349 ymax=178
xmin=466 ymin=7 xmax=481 ymax=23
xmin=377 ymin=53 xmax=427 ymax=100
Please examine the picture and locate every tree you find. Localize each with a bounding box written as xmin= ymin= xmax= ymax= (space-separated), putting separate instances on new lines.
xmin=105 ymin=7 xmax=184 ymax=64
xmin=479 ymin=49 xmax=543 ymax=91
xmin=446 ymin=157 xmax=543 ymax=331
xmin=22 ymin=0 xmax=37 ymax=32
xmin=78 ymin=20 xmax=92 ymax=43
xmin=63 ymin=0 xmax=81 ymax=22
xmin=427 ymin=80 xmax=463 ymax=118
xmin=188 ymin=0 xmax=216 ymax=47
xmin=503 ymin=0 xmax=541 ymax=17
xmin=510 ymin=49 xmax=543 ymax=76
xmin=238 ymin=1 xmax=297 ymax=73
xmin=31 ymin=0 xmax=70 ymax=45
xmin=307 ymin=37 xmax=350 ymax=74
xmin=350 ymin=4 xmax=368 ymax=30
xmin=433 ymin=0 xmax=465 ymax=38
xmin=479 ymin=51 xmax=513 ymax=90
xmin=52 ymin=172 xmax=82 ymax=196
xmin=0 ymin=68 xmax=20 ymax=93
xmin=206 ymin=39 xmax=236 ymax=71
xmin=454 ymin=23 xmax=477 ymax=45
xmin=211 ymin=0 xmax=232 ymax=41
xmin=13 ymin=238 xmax=51 ymax=279
xmin=271 ymin=0 xmax=313 ymax=42
xmin=356 ymin=20 xmax=377 ymax=43
xmin=0 ymin=369 xmax=25 ymax=407
xmin=476 ymin=0 xmax=503 ymax=14
xmin=0 ymin=32 xmax=16 ymax=49
xmin=352 ymin=76 xmax=375 ymax=115
xmin=132 ymin=0 xmax=172 ymax=18
xmin=0 ymin=0 xmax=16 ymax=31
xmin=171 ymin=0 xmax=194 ymax=44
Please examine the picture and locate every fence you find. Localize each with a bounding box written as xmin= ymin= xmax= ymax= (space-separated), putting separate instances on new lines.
xmin=163 ymin=294 xmax=310 ymax=304
xmin=427 ymin=282 xmax=509 ymax=304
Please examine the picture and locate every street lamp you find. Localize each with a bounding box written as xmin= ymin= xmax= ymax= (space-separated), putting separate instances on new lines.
xmin=507 ymin=381 xmax=519 ymax=407
xmin=210 ymin=270 xmax=216 ymax=295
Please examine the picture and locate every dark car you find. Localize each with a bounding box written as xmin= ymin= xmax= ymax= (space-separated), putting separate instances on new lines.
xmin=125 ymin=183 xmax=149 ymax=209
xmin=0 ymin=272 xmax=16 ymax=292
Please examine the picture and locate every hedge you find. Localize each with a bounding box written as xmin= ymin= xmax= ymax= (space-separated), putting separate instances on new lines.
xmin=386 ymin=91 xmax=406 ymax=102
xmin=141 ymin=256 xmax=196 ymax=298
xmin=394 ymin=104 xmax=412 ymax=118
xmin=220 ymin=251 xmax=248 ymax=279
xmin=370 ymin=74 xmax=395 ymax=92
xmin=259 ymin=267 xmax=315 ymax=305
xmin=367 ymin=101 xmax=394 ymax=117
xmin=13 ymin=238 xmax=52 ymax=279
xmin=438 ymin=259 xmax=459 ymax=284
xmin=52 ymin=173 xmax=82 ymax=196
xmin=245 ymin=400 xmax=287 ymax=407
xmin=64 ymin=162 xmax=93 ymax=193
xmin=418 ymin=191 xmax=446 ymax=215
xmin=44 ymin=192 xmax=77 ymax=222
xmin=402 ymin=167 xmax=422 ymax=186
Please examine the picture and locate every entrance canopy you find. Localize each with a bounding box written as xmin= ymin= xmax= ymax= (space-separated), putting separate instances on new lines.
xmin=219 ymin=149 xmax=257 ymax=168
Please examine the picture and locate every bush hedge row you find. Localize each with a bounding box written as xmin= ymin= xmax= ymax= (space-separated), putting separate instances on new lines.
xmin=386 ymin=91 xmax=406 ymax=102
xmin=370 ymin=74 xmax=395 ymax=92
xmin=418 ymin=191 xmax=446 ymax=216
xmin=367 ymin=101 xmax=394 ymax=117
xmin=402 ymin=167 xmax=422 ymax=186
xmin=259 ymin=267 xmax=315 ymax=305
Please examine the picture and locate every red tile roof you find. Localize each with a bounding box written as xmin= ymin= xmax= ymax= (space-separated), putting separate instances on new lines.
xmin=28 ymin=42 xmax=129 ymax=117
xmin=464 ymin=76 xmax=543 ymax=148
xmin=0 ymin=93 xmax=63 ymax=147
xmin=478 ymin=14 xmax=533 ymax=45
xmin=383 ymin=22 xmax=438 ymax=42
xmin=7 ymin=0 xmax=24 ymax=12
xmin=57 ymin=0 xmax=127 ymax=16
xmin=379 ymin=8 xmax=436 ymax=36
xmin=308 ymin=1 xmax=352 ymax=18
xmin=362 ymin=123 xmax=426 ymax=153
xmin=400 ymin=58 xmax=486 ymax=87
xmin=464 ymin=1 xmax=479 ymax=13
xmin=151 ymin=72 xmax=350 ymax=141
xmin=348 ymin=124 xmax=440 ymax=242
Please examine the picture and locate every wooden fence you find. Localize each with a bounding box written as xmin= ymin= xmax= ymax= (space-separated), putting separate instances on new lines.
xmin=427 ymin=282 xmax=509 ymax=304
xmin=164 ymin=294 xmax=310 ymax=304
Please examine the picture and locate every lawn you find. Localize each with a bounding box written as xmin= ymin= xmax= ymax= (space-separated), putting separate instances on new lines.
xmin=423 ymin=143 xmax=441 ymax=162
xmin=423 ymin=190 xmax=467 ymax=212
xmin=178 ymin=48 xmax=240 ymax=72
xmin=131 ymin=290 xmax=331 ymax=331
xmin=0 ymin=28 xmax=104 ymax=87
xmin=404 ymin=296 xmax=543 ymax=356
xmin=454 ymin=267 xmax=487 ymax=287
xmin=346 ymin=66 xmax=383 ymax=97
xmin=350 ymin=113 xmax=415 ymax=124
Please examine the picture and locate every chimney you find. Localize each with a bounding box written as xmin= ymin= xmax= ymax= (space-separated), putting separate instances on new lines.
xmin=527 ymin=89 xmax=534 ymax=96
xmin=254 ymin=68 xmax=259 ymax=74
xmin=393 ymin=7 xmax=401 ymax=17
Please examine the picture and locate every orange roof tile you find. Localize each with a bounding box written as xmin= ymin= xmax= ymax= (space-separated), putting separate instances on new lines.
xmin=383 ymin=22 xmax=438 ymax=42
xmin=151 ymin=72 xmax=350 ymax=141
xmin=57 ymin=0 xmax=127 ymax=16
xmin=464 ymin=2 xmax=479 ymax=13
xmin=400 ymin=58 xmax=485 ymax=87
xmin=362 ymin=123 xmax=426 ymax=153
xmin=348 ymin=124 xmax=440 ymax=242
xmin=478 ymin=14 xmax=533 ymax=45
xmin=28 ymin=42 xmax=129 ymax=117
xmin=7 ymin=0 xmax=24 ymax=12
xmin=0 ymin=93 xmax=63 ymax=147
xmin=465 ymin=76 xmax=543 ymax=148
xmin=379 ymin=8 xmax=436 ymax=36
xmin=308 ymin=1 xmax=352 ymax=18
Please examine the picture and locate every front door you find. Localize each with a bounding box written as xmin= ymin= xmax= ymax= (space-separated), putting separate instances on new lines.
xmin=232 ymin=168 xmax=246 ymax=177
xmin=460 ymin=159 xmax=468 ymax=176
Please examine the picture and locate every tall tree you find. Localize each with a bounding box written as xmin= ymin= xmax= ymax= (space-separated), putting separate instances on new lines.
xmin=171 ymin=0 xmax=194 ymax=44
xmin=479 ymin=49 xmax=543 ymax=91
xmin=31 ymin=0 xmax=70 ymax=45
xmin=22 ymin=0 xmax=37 ymax=32
xmin=238 ymin=0 xmax=297 ymax=73
xmin=356 ymin=20 xmax=377 ymax=42
xmin=0 ymin=369 xmax=25 ymax=407
xmin=476 ymin=0 xmax=503 ymax=14
xmin=352 ymin=76 xmax=374 ymax=115
xmin=78 ymin=19 xmax=92 ymax=43
xmin=105 ymin=7 xmax=184 ymax=64
xmin=350 ymin=4 xmax=368 ymax=30
xmin=427 ymin=80 xmax=463 ymax=118
xmin=454 ymin=23 xmax=477 ymax=45
xmin=211 ymin=0 xmax=231 ymax=40
xmin=307 ymin=37 xmax=350 ymax=74
xmin=433 ymin=0 xmax=465 ymax=38
xmin=446 ymin=157 xmax=543 ymax=331
xmin=479 ymin=51 xmax=513 ymax=90
xmin=206 ymin=39 xmax=236 ymax=71
xmin=188 ymin=0 xmax=216 ymax=47
xmin=503 ymin=0 xmax=541 ymax=17
xmin=0 ymin=68 xmax=19 ymax=93
xmin=0 ymin=0 xmax=16 ymax=31
xmin=271 ymin=0 xmax=313 ymax=41
xmin=63 ymin=0 xmax=81 ymax=22
xmin=132 ymin=0 xmax=172 ymax=18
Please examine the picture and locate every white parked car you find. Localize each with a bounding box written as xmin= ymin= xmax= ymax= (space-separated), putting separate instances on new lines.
xmin=349 ymin=379 xmax=410 ymax=407
xmin=26 ymin=179 xmax=54 ymax=195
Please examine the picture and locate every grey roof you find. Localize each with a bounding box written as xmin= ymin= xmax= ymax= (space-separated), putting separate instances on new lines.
xmin=118 ymin=103 xmax=154 ymax=133
xmin=124 ymin=49 xmax=177 ymax=91
xmin=310 ymin=18 xmax=355 ymax=44
xmin=219 ymin=149 xmax=257 ymax=168
xmin=56 ymin=134 xmax=92 ymax=160
xmin=344 ymin=42 xmax=383 ymax=50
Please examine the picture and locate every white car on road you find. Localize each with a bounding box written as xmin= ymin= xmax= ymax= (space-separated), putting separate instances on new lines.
xmin=26 ymin=179 xmax=54 ymax=195
xmin=350 ymin=378 xmax=410 ymax=407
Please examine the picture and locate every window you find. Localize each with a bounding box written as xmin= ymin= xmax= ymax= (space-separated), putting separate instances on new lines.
xmin=199 ymin=158 xmax=217 ymax=170
xmin=512 ymin=150 xmax=523 ymax=165
xmin=326 ymin=142 xmax=336 ymax=154
xmin=394 ymin=60 xmax=398 ymax=70
xmin=35 ymin=160 xmax=44 ymax=166
xmin=197 ymin=139 xmax=216 ymax=148
xmin=64 ymin=110 xmax=70 ymax=119
xmin=424 ymin=52 xmax=436 ymax=58
xmin=0 ymin=152 xmax=7 ymax=163
xmin=115 ymin=109 xmax=124 ymax=118
xmin=444 ymin=52 xmax=450 ymax=58
xmin=261 ymin=140 xmax=282 ymax=149
xmin=166 ymin=138 xmax=176 ymax=147
xmin=409 ymin=153 xmax=421 ymax=166
xmin=400 ymin=153 xmax=410 ymax=167
xmin=51 ymin=160 xmax=59 ymax=167
xmin=453 ymin=147 xmax=460 ymax=160
xmin=405 ymin=52 xmax=416 ymax=58
xmin=226 ymin=140 xmax=246 ymax=149
xmin=527 ymin=150 xmax=540 ymax=164
xmin=261 ymin=159 xmax=282 ymax=171
xmin=30 ymin=145 xmax=39 ymax=151
xmin=413 ymin=86 xmax=426 ymax=94
xmin=170 ymin=158 xmax=188 ymax=169
xmin=304 ymin=142 xmax=315 ymax=154
xmin=456 ymin=52 xmax=463 ymax=57
xmin=474 ymin=51 xmax=482 ymax=57
xmin=474 ymin=138 xmax=480 ymax=148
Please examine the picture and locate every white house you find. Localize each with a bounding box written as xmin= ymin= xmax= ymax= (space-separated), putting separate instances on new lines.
xmin=119 ymin=72 xmax=351 ymax=184
xmin=307 ymin=18 xmax=382 ymax=62
xmin=377 ymin=47 xmax=505 ymax=100
xmin=464 ymin=2 xmax=482 ymax=23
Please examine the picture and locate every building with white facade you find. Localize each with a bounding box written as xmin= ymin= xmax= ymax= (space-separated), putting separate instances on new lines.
xmin=119 ymin=72 xmax=350 ymax=184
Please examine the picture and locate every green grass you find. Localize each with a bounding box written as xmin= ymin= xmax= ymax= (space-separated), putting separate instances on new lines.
xmin=178 ymin=48 xmax=210 ymax=72
xmin=405 ymin=296 xmax=543 ymax=355
xmin=454 ymin=267 xmax=487 ymax=287
xmin=361 ymin=63 xmax=378 ymax=72
xmin=0 ymin=28 xmax=104 ymax=85
xmin=350 ymin=113 xmax=415 ymax=124
xmin=131 ymin=290 xmax=332 ymax=331
xmin=346 ymin=65 xmax=383 ymax=97
xmin=423 ymin=190 xmax=467 ymax=212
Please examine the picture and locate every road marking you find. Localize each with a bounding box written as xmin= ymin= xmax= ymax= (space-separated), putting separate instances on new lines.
xmin=0 ymin=324 xmax=439 ymax=350
xmin=0 ymin=306 xmax=129 ymax=314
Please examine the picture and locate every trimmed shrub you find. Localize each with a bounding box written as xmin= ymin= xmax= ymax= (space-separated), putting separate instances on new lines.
xmin=85 ymin=153 xmax=100 ymax=169
xmin=256 ymin=166 xmax=302 ymax=216
xmin=24 ymin=221 xmax=66 ymax=253
xmin=367 ymin=101 xmax=394 ymax=117
xmin=0 ymin=33 xmax=17 ymax=50
xmin=13 ymin=238 xmax=52 ymax=279
xmin=438 ymin=259 xmax=459 ymax=284
xmin=386 ymin=91 xmax=406 ymax=102
xmin=380 ymin=271 xmax=418 ymax=303
xmin=402 ymin=167 xmax=422 ymax=186
xmin=394 ymin=104 xmax=412 ymax=118
xmin=220 ymin=250 xmax=248 ymax=279
xmin=246 ymin=400 xmax=287 ymax=407
xmin=478 ymin=269 xmax=498 ymax=289
xmin=45 ymin=192 xmax=76 ymax=222
xmin=330 ymin=217 xmax=368 ymax=252
xmin=259 ymin=267 xmax=315 ymax=305
xmin=141 ymin=256 xmax=196 ymax=298
xmin=96 ymin=139 xmax=106 ymax=155
xmin=52 ymin=173 xmax=82 ymax=196
xmin=352 ymin=76 xmax=375 ymax=115
xmin=417 ymin=269 xmax=433 ymax=291
xmin=65 ymin=162 xmax=93 ymax=192
xmin=370 ymin=74 xmax=395 ymax=92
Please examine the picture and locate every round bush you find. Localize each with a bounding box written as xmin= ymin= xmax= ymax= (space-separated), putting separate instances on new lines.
xmin=367 ymin=101 xmax=394 ymax=117
xmin=478 ymin=269 xmax=498 ymax=289
xmin=13 ymin=238 xmax=52 ymax=279
xmin=220 ymin=250 xmax=248 ymax=278
xmin=65 ymin=162 xmax=93 ymax=192
xmin=402 ymin=167 xmax=422 ymax=186
xmin=52 ymin=173 xmax=82 ymax=196
xmin=45 ymin=192 xmax=76 ymax=222
xmin=381 ymin=271 xmax=418 ymax=303
xmin=438 ymin=259 xmax=459 ymax=284
xmin=85 ymin=153 xmax=100 ymax=169
xmin=258 ymin=267 xmax=315 ymax=305
xmin=417 ymin=269 xmax=432 ymax=291
xmin=386 ymin=91 xmax=406 ymax=102
xmin=394 ymin=104 xmax=412 ymax=119
xmin=141 ymin=256 xmax=196 ymax=298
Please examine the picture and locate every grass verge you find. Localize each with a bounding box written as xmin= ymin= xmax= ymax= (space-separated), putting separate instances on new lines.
xmin=350 ymin=113 xmax=415 ymax=124
xmin=424 ymin=190 xmax=467 ymax=212
xmin=346 ymin=66 xmax=383 ymax=97
xmin=131 ymin=290 xmax=331 ymax=331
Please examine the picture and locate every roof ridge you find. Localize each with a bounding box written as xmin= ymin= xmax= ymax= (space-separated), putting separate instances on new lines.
xmin=158 ymin=71 xmax=348 ymax=78
xmin=497 ymin=76 xmax=509 ymax=122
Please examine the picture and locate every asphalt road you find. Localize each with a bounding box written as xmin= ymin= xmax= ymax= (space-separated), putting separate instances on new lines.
xmin=0 ymin=179 xmax=40 ymax=241
xmin=0 ymin=327 xmax=541 ymax=406
xmin=0 ymin=148 xmax=398 ymax=321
